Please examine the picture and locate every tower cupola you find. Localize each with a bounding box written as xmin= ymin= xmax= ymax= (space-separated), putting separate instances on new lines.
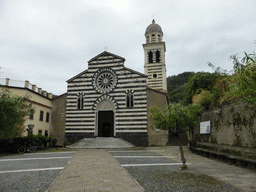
xmin=145 ymin=20 xmax=163 ymax=43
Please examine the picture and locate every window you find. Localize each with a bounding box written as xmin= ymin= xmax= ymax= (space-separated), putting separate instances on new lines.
xmin=156 ymin=50 xmax=160 ymax=63
xmin=148 ymin=51 xmax=153 ymax=63
xmin=46 ymin=112 xmax=50 ymax=122
xmin=29 ymin=109 xmax=34 ymax=120
xmin=77 ymin=93 xmax=84 ymax=109
xmin=38 ymin=130 xmax=42 ymax=135
xmin=126 ymin=90 xmax=134 ymax=108
xmin=146 ymin=36 xmax=149 ymax=43
xmin=45 ymin=130 xmax=48 ymax=136
xmin=39 ymin=111 xmax=44 ymax=121
xmin=153 ymin=74 xmax=157 ymax=78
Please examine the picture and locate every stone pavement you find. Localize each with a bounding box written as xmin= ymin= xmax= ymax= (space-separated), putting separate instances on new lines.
xmin=47 ymin=146 xmax=256 ymax=192
xmin=47 ymin=149 xmax=143 ymax=192
xmin=67 ymin=137 xmax=135 ymax=149
xmin=151 ymin=146 xmax=256 ymax=192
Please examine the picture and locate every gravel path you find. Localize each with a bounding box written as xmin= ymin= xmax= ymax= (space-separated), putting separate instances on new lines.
xmin=110 ymin=149 xmax=243 ymax=192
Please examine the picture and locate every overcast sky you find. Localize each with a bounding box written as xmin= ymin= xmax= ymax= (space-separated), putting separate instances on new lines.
xmin=1 ymin=0 xmax=256 ymax=95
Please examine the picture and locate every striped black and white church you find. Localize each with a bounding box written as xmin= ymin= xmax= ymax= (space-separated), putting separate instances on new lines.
xmin=65 ymin=20 xmax=168 ymax=146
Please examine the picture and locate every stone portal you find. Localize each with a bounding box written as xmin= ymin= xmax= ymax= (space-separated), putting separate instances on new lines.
xmin=98 ymin=111 xmax=114 ymax=137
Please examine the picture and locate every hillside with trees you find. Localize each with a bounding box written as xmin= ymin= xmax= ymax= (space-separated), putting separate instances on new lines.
xmin=167 ymin=72 xmax=194 ymax=103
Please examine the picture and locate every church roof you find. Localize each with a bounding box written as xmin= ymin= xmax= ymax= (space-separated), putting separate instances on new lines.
xmin=145 ymin=20 xmax=163 ymax=35
xmin=146 ymin=86 xmax=167 ymax=95
xmin=88 ymin=51 xmax=125 ymax=63
xmin=124 ymin=66 xmax=147 ymax=77
xmin=66 ymin=69 xmax=88 ymax=83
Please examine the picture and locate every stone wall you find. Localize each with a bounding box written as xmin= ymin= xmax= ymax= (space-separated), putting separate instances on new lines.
xmin=147 ymin=87 xmax=168 ymax=146
xmin=51 ymin=93 xmax=67 ymax=146
xmin=195 ymin=103 xmax=256 ymax=152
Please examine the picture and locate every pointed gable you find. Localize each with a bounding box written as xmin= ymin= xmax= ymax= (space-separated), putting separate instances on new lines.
xmin=66 ymin=70 xmax=88 ymax=83
xmin=88 ymin=51 xmax=125 ymax=69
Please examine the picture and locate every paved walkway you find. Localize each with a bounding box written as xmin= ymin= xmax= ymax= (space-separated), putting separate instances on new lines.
xmin=151 ymin=146 xmax=256 ymax=192
xmin=47 ymin=146 xmax=256 ymax=192
xmin=47 ymin=149 xmax=143 ymax=192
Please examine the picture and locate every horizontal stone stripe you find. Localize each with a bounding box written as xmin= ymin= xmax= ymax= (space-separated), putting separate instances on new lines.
xmin=65 ymin=111 xmax=96 ymax=115
xmin=89 ymin=64 xmax=124 ymax=69
xmin=65 ymin=123 xmax=95 ymax=126
xmin=66 ymin=106 xmax=92 ymax=110
xmin=66 ymin=87 xmax=147 ymax=94
xmin=65 ymin=108 xmax=148 ymax=113
xmin=89 ymin=58 xmax=123 ymax=62
xmin=66 ymin=112 xmax=95 ymax=115
xmin=67 ymin=85 xmax=147 ymax=92
xmin=116 ymin=130 xmax=147 ymax=133
xmin=65 ymin=125 xmax=95 ymax=128
xmin=67 ymin=93 xmax=147 ymax=99
xmin=146 ymin=67 xmax=165 ymax=70
xmin=147 ymin=69 xmax=163 ymax=72
xmin=148 ymin=85 xmax=163 ymax=89
xmin=67 ymin=99 xmax=145 ymax=105
xmin=115 ymin=119 xmax=147 ymax=122
xmin=116 ymin=123 xmax=147 ymax=126
xmin=67 ymin=86 xmax=147 ymax=92
xmin=116 ymin=128 xmax=148 ymax=131
xmin=65 ymin=128 xmax=95 ymax=131
xmin=116 ymin=125 xmax=147 ymax=128
xmin=148 ymin=79 xmax=163 ymax=82
xmin=116 ymin=109 xmax=147 ymax=113
xmin=115 ymin=115 xmax=147 ymax=118
xmin=147 ymin=68 xmax=163 ymax=71
xmin=68 ymin=82 xmax=92 ymax=86
xmin=69 ymin=75 xmax=146 ymax=83
xmin=118 ymin=105 xmax=147 ymax=109
xmin=66 ymin=116 xmax=95 ymax=120
xmin=66 ymin=118 xmax=95 ymax=125
xmin=66 ymin=90 xmax=147 ymax=96
xmin=65 ymin=130 xmax=95 ymax=133
xmin=65 ymin=121 xmax=95 ymax=124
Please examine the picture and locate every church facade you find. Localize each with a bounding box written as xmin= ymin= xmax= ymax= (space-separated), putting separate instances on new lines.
xmin=64 ymin=20 xmax=168 ymax=146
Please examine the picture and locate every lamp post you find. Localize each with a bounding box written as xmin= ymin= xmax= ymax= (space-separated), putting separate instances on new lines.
xmin=27 ymin=124 xmax=34 ymax=136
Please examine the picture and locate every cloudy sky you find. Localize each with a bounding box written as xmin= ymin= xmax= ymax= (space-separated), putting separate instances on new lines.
xmin=1 ymin=0 xmax=256 ymax=95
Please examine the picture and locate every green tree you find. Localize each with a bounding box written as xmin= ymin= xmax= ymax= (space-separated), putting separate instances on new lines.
xmin=184 ymin=72 xmax=217 ymax=104
xmin=0 ymin=90 xmax=33 ymax=139
xmin=230 ymin=52 xmax=256 ymax=107
xmin=167 ymin=72 xmax=194 ymax=103
xmin=208 ymin=50 xmax=256 ymax=108
xmin=149 ymin=103 xmax=202 ymax=169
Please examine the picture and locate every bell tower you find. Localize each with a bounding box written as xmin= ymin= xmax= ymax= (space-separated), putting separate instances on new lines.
xmin=143 ymin=20 xmax=167 ymax=92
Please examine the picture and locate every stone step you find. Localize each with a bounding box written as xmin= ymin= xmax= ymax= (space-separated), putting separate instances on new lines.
xmin=67 ymin=137 xmax=135 ymax=149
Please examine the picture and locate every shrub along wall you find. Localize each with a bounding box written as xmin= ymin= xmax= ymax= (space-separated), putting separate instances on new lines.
xmin=0 ymin=135 xmax=57 ymax=153
xmin=194 ymin=103 xmax=256 ymax=156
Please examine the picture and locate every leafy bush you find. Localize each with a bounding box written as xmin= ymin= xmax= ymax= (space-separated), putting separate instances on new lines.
xmin=197 ymin=91 xmax=216 ymax=110
xmin=0 ymin=135 xmax=57 ymax=153
xmin=184 ymin=72 xmax=217 ymax=104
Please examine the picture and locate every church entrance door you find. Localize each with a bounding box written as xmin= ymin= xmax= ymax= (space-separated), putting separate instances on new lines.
xmin=98 ymin=111 xmax=114 ymax=137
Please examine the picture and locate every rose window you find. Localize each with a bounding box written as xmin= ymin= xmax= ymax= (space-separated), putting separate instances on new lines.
xmin=93 ymin=68 xmax=117 ymax=93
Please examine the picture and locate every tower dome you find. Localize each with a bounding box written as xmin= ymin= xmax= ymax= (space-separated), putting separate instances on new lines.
xmin=145 ymin=19 xmax=163 ymax=36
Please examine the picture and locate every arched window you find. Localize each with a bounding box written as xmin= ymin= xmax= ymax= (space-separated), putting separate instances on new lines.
xmin=156 ymin=50 xmax=160 ymax=63
xmin=148 ymin=51 xmax=153 ymax=63
xmin=77 ymin=93 xmax=84 ymax=109
xmin=126 ymin=90 xmax=134 ymax=108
